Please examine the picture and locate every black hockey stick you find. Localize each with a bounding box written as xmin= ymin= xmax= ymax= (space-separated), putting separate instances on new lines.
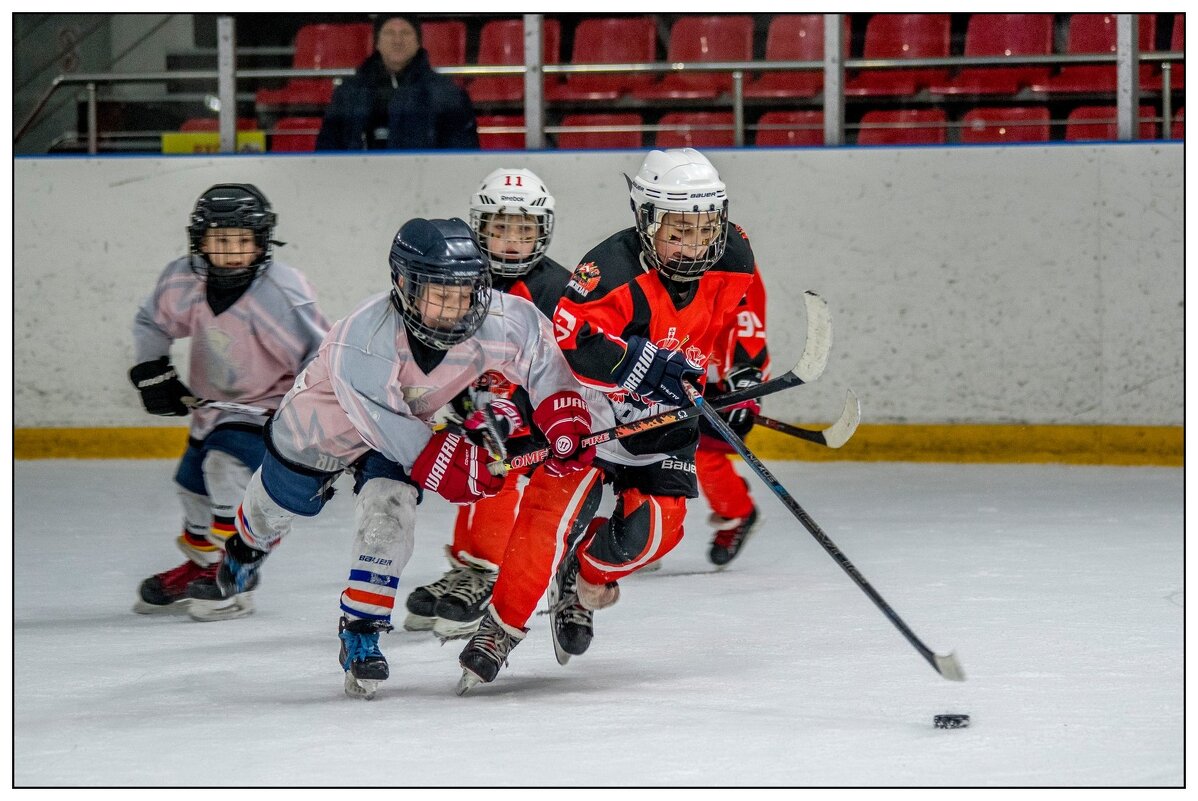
xmin=755 ymin=389 xmax=861 ymax=449
xmin=683 ymin=381 xmax=965 ymax=682
xmin=503 ymin=291 xmax=833 ymax=471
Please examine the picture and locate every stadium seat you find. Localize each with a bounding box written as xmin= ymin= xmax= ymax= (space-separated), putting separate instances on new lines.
xmin=856 ymin=108 xmax=947 ymax=145
xmin=655 ymin=112 xmax=735 ymax=148
xmin=255 ymin=23 xmax=374 ymax=110
xmin=477 ymin=115 xmax=526 ymax=149
xmin=1170 ymin=107 xmax=1183 ymax=139
xmin=634 ymin=16 xmax=753 ymax=100
xmin=547 ymin=16 xmax=658 ymax=101
xmin=1064 ymin=105 xmax=1159 ymax=140
xmin=421 ymin=20 xmax=466 ymax=68
xmin=745 ymin=15 xmax=851 ymax=99
xmin=959 ymin=107 xmax=1051 ymax=143
xmin=754 ymin=111 xmax=824 ymax=146
xmin=1029 ymin=14 xmax=1157 ymax=93
xmin=928 ymin=14 xmax=1054 ymax=95
xmin=556 ymin=113 xmax=643 ymax=149
xmin=269 ymin=117 xmax=322 ymax=152
xmin=1144 ymin=14 xmax=1184 ymax=90
xmin=179 ymin=118 xmax=259 ymax=132
xmin=845 ymin=14 xmax=951 ymax=96
xmin=468 ymin=18 xmax=561 ymax=103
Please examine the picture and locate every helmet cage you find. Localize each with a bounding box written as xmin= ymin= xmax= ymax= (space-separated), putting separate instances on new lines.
xmin=634 ymin=200 xmax=729 ymax=282
xmin=187 ymin=184 xmax=276 ymax=289
xmin=468 ymin=207 xmax=554 ymax=278
xmin=389 ymin=251 xmax=493 ymax=350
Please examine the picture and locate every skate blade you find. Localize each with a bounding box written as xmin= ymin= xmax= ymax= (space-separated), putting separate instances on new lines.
xmin=433 ymin=618 xmax=483 ymax=640
xmin=187 ymin=592 xmax=255 ymax=622
xmin=344 ymin=673 xmax=380 ymax=700
xmin=455 ymin=670 xmax=482 ymax=696
xmin=401 ymin=613 xmax=436 ymax=632
xmin=132 ymin=597 xmax=191 ymax=615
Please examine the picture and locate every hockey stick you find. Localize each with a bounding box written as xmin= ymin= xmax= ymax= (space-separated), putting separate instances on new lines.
xmin=683 ymin=382 xmax=965 ymax=682
xmin=182 ymin=396 xmax=272 ymax=416
xmin=502 ymin=292 xmax=834 ymax=471
xmin=754 ymin=389 xmax=861 ymax=449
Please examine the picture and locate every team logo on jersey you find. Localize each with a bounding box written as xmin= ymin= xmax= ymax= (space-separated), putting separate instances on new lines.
xmin=734 ymin=223 xmax=750 ymax=241
xmin=567 ymin=262 xmax=601 ymax=296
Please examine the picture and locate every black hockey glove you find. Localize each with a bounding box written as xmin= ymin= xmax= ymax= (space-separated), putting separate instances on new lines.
xmin=720 ymin=366 xmax=763 ymax=438
xmin=129 ymin=357 xmax=191 ymax=417
xmin=612 ymin=335 xmax=703 ymax=406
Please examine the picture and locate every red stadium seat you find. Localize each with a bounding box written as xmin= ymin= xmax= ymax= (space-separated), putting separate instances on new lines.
xmin=1144 ymin=14 xmax=1184 ymax=90
xmin=1030 ymin=14 xmax=1157 ymax=93
xmin=547 ymin=16 xmax=658 ymax=101
xmin=845 ymin=14 xmax=951 ymax=97
xmin=1064 ymin=105 xmax=1159 ymax=140
xmin=959 ymin=107 xmax=1051 ymax=143
xmin=477 ymin=115 xmax=526 ymax=150
xmin=179 ymin=118 xmax=259 ymax=132
xmin=856 ymin=108 xmax=947 ymax=145
xmin=557 ymin=113 xmax=643 ymax=149
xmin=469 ymin=18 xmax=561 ymax=102
xmin=634 ymin=16 xmax=754 ymax=100
xmin=255 ymin=23 xmax=374 ymax=109
xmin=928 ymin=14 xmax=1054 ymax=95
xmin=269 ymin=117 xmax=322 ymax=152
xmin=754 ymin=111 xmax=824 ymax=146
xmin=654 ymin=112 xmax=734 ymax=148
xmin=746 ymin=15 xmax=851 ymax=99
xmin=421 ymin=20 xmax=466 ymax=68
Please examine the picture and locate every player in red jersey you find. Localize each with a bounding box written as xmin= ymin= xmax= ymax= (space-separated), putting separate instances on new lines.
xmin=455 ymin=148 xmax=771 ymax=690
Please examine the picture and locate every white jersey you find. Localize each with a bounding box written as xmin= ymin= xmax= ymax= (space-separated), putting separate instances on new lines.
xmin=269 ymin=290 xmax=609 ymax=474
xmin=132 ymin=257 xmax=329 ymax=439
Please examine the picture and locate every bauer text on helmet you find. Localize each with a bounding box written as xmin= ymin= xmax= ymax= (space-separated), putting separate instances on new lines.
xmin=629 ymin=149 xmax=728 ymax=282
xmin=469 ymin=168 xmax=556 ymax=278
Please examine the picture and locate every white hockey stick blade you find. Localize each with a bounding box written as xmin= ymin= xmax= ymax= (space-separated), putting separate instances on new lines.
xmin=183 ymin=396 xmax=271 ymax=416
xmin=934 ymin=651 xmax=967 ymax=682
xmin=822 ymin=389 xmax=862 ymax=449
xmin=796 ymin=291 xmax=832 ymax=384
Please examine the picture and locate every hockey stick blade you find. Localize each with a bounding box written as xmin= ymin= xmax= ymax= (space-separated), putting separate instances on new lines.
xmin=182 ymin=396 xmax=271 ymax=416
xmin=683 ymin=381 xmax=964 ymax=683
xmin=796 ymin=291 xmax=832 ymax=383
xmin=756 ymin=389 xmax=861 ymax=449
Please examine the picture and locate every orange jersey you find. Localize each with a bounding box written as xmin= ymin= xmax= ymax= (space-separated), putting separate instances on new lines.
xmin=711 ymin=261 xmax=771 ymax=381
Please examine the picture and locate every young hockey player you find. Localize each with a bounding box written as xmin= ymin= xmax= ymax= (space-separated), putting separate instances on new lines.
xmin=187 ymin=217 xmax=596 ymax=700
xmin=131 ymin=183 xmax=329 ymax=615
xmin=455 ymin=148 xmax=769 ymax=690
xmin=402 ymin=168 xmax=578 ymax=640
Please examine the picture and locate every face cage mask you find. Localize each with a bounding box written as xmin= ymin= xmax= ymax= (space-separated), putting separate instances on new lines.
xmin=188 ymin=228 xmax=272 ymax=290
xmin=635 ymin=203 xmax=730 ymax=282
xmin=469 ymin=209 xmax=554 ymax=279
xmin=391 ymin=270 xmax=493 ymax=350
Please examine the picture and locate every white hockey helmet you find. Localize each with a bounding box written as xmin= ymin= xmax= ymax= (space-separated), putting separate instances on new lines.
xmin=469 ymin=167 xmax=556 ymax=278
xmin=629 ymin=148 xmax=729 ymax=281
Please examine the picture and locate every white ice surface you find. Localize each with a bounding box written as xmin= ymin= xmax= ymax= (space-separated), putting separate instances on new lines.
xmin=12 ymin=459 xmax=1183 ymax=787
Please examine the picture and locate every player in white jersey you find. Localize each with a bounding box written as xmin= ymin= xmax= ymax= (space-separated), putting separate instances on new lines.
xmin=130 ymin=184 xmax=329 ymax=615
xmin=187 ymin=217 xmax=598 ymax=700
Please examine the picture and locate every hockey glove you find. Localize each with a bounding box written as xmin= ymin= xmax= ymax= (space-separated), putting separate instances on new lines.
xmin=462 ymin=398 xmax=524 ymax=457
xmin=720 ymin=366 xmax=763 ymax=438
xmin=612 ymin=335 xmax=704 ymax=406
xmin=129 ymin=357 xmax=191 ymax=417
xmin=532 ymin=390 xmax=595 ymax=477
xmin=410 ymin=430 xmax=505 ymax=504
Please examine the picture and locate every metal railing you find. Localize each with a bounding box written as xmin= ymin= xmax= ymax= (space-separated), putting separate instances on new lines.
xmin=15 ymin=13 xmax=1185 ymax=153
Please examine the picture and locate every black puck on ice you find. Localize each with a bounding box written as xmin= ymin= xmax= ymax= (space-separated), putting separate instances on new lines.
xmin=934 ymin=714 xmax=970 ymax=729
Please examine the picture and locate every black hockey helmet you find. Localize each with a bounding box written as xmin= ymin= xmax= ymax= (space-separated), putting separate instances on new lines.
xmin=187 ymin=183 xmax=277 ymax=289
xmin=389 ymin=217 xmax=492 ymax=350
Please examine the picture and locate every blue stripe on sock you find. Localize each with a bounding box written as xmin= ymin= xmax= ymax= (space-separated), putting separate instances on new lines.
xmin=347 ymin=569 xmax=399 ymax=589
xmin=340 ymin=602 xmax=392 ymax=622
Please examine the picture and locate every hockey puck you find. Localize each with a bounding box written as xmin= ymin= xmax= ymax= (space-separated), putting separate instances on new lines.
xmin=934 ymin=714 xmax=970 ymax=729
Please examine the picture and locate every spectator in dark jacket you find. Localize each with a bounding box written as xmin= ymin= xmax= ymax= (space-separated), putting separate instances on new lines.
xmin=316 ymin=15 xmax=479 ymax=150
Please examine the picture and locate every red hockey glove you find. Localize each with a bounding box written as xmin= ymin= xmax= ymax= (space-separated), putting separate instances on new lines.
xmin=532 ymin=391 xmax=595 ymax=477
xmin=410 ymin=430 xmax=505 ymax=504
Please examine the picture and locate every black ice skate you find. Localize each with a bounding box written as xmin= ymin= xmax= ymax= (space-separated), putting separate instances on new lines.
xmin=402 ymin=550 xmax=469 ymax=632
xmin=186 ymin=534 xmax=266 ymax=621
xmin=707 ymin=506 xmax=760 ymax=568
xmin=455 ymin=609 xmax=526 ymax=695
xmin=546 ymin=550 xmax=594 ymax=665
xmin=433 ymin=564 xmax=497 ymax=640
xmin=339 ymin=616 xmax=394 ymax=700
xmin=134 ymin=560 xmax=217 ymax=615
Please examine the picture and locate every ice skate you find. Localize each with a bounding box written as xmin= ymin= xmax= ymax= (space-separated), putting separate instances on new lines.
xmin=546 ymin=550 xmax=594 ymax=665
xmin=133 ymin=559 xmax=217 ymax=615
xmin=707 ymin=506 xmax=760 ymax=568
xmin=186 ymin=534 xmax=266 ymax=621
xmin=402 ymin=549 xmax=469 ymax=632
xmin=433 ymin=564 xmax=497 ymax=640
xmin=339 ymin=616 xmax=393 ymax=700
xmin=455 ymin=609 xmax=526 ymax=695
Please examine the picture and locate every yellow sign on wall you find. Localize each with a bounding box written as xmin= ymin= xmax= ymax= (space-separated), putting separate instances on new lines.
xmin=161 ymin=131 xmax=266 ymax=154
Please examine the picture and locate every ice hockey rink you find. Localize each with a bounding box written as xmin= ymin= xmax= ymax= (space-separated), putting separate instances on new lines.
xmin=12 ymin=457 xmax=1182 ymax=787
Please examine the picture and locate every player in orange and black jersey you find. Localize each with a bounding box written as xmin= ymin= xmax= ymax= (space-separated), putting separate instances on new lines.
xmin=455 ymin=149 xmax=772 ymax=688
xmin=401 ymin=167 xmax=586 ymax=642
